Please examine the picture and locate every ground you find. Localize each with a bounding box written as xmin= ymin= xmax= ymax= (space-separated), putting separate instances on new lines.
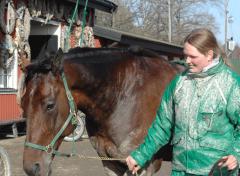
xmin=0 ymin=135 xmax=172 ymax=176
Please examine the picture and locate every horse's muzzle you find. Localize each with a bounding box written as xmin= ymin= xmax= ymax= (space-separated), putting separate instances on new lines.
xmin=24 ymin=162 xmax=52 ymax=176
xmin=24 ymin=162 xmax=40 ymax=176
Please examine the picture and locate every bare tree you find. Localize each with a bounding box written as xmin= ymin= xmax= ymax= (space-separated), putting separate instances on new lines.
xmin=95 ymin=0 xmax=136 ymax=32
xmin=96 ymin=0 xmax=222 ymax=45
xmin=229 ymin=45 xmax=240 ymax=59
xmin=171 ymin=0 xmax=220 ymax=44
xmin=134 ymin=0 xmax=221 ymax=44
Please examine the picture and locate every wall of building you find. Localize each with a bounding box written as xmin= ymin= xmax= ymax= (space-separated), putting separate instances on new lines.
xmin=0 ymin=0 xmax=102 ymax=125
xmin=0 ymin=93 xmax=22 ymax=124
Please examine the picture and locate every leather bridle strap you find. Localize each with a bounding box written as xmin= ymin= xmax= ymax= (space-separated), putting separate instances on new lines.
xmin=25 ymin=72 xmax=79 ymax=157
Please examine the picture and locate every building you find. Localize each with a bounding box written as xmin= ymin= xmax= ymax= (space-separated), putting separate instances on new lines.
xmin=0 ymin=0 xmax=117 ymax=135
xmin=0 ymin=0 xmax=183 ymax=136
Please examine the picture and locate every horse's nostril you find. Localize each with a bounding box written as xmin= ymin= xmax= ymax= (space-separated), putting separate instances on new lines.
xmin=23 ymin=162 xmax=41 ymax=176
xmin=33 ymin=163 xmax=40 ymax=176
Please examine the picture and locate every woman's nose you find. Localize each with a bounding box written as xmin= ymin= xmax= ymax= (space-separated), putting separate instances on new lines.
xmin=185 ymin=56 xmax=191 ymax=64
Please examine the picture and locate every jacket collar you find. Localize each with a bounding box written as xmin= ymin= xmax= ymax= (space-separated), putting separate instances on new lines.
xmin=187 ymin=57 xmax=224 ymax=78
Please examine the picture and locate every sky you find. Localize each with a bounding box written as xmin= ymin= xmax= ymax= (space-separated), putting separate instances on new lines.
xmin=211 ymin=0 xmax=240 ymax=45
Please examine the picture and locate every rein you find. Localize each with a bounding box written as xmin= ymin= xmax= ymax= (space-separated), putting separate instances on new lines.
xmin=25 ymin=72 xmax=79 ymax=157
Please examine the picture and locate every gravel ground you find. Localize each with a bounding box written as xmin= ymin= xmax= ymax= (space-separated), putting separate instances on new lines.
xmin=0 ymin=135 xmax=172 ymax=176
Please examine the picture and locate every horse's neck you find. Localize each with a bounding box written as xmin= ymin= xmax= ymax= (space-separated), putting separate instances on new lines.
xmin=65 ymin=60 xmax=124 ymax=119
xmin=65 ymin=57 xmax=162 ymax=123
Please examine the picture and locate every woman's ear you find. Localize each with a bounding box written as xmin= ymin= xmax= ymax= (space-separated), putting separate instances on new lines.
xmin=207 ymin=50 xmax=214 ymax=61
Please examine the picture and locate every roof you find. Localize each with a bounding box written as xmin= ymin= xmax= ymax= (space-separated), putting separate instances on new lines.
xmin=93 ymin=25 xmax=184 ymax=58
xmin=66 ymin=0 xmax=118 ymax=13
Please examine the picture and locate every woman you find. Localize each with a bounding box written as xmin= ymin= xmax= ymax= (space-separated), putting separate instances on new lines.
xmin=126 ymin=28 xmax=240 ymax=175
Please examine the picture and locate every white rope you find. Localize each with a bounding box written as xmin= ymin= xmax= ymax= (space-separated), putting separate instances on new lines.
xmin=74 ymin=153 xmax=125 ymax=161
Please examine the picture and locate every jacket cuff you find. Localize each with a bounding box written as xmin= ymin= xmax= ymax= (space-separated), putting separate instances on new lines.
xmin=130 ymin=150 xmax=148 ymax=168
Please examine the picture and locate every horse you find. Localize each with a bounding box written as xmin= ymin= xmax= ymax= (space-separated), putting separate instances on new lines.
xmin=19 ymin=46 xmax=178 ymax=176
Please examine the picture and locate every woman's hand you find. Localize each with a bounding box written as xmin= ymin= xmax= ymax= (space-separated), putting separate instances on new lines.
xmin=218 ymin=155 xmax=238 ymax=170
xmin=126 ymin=156 xmax=141 ymax=174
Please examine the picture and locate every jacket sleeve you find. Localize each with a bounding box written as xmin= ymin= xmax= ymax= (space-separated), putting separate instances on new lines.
xmin=130 ymin=75 xmax=179 ymax=167
xmin=226 ymin=79 xmax=240 ymax=164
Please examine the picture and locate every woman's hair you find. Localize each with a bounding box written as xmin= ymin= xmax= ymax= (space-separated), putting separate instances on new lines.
xmin=184 ymin=28 xmax=223 ymax=59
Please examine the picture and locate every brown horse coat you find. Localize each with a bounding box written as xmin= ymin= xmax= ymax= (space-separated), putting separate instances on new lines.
xmin=21 ymin=46 xmax=177 ymax=176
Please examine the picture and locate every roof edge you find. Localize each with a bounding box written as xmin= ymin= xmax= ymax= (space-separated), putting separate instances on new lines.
xmin=93 ymin=25 xmax=183 ymax=57
xmin=66 ymin=0 xmax=118 ymax=13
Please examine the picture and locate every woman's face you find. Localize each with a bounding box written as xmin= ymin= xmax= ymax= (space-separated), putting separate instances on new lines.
xmin=184 ymin=42 xmax=213 ymax=73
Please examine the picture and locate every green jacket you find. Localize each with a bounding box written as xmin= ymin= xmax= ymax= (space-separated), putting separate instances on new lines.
xmin=131 ymin=59 xmax=240 ymax=175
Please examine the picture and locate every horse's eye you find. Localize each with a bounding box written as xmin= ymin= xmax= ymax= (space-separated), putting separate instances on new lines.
xmin=46 ymin=102 xmax=55 ymax=111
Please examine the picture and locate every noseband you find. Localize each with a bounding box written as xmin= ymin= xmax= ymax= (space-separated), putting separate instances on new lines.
xmin=25 ymin=72 xmax=80 ymax=157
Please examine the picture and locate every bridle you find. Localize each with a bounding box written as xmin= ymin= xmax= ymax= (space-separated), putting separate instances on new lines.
xmin=25 ymin=72 xmax=81 ymax=157
xmin=23 ymin=72 xmax=125 ymax=162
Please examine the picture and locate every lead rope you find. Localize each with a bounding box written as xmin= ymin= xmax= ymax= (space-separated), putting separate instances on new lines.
xmin=68 ymin=144 xmax=140 ymax=176
xmin=68 ymin=139 xmax=140 ymax=175
xmin=73 ymin=153 xmax=125 ymax=161
xmin=72 ymin=152 xmax=139 ymax=176
xmin=68 ymin=138 xmax=125 ymax=160
xmin=69 ymin=147 xmax=140 ymax=175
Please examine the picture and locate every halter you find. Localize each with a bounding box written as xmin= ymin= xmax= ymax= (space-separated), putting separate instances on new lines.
xmin=25 ymin=72 xmax=80 ymax=157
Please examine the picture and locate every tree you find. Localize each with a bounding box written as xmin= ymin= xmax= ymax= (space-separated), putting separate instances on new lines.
xmin=229 ymin=44 xmax=240 ymax=59
xmin=131 ymin=0 xmax=221 ymax=44
xmin=96 ymin=0 xmax=221 ymax=45
xmin=95 ymin=0 xmax=137 ymax=32
xmin=227 ymin=44 xmax=240 ymax=74
xmin=170 ymin=0 xmax=220 ymax=44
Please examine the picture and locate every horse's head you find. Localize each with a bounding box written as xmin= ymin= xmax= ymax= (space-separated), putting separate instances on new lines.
xmin=20 ymin=49 xmax=76 ymax=176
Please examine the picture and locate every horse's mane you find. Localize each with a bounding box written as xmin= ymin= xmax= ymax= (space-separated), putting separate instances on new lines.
xmin=65 ymin=46 xmax=161 ymax=63
xmin=24 ymin=46 xmax=165 ymax=84
xmin=24 ymin=51 xmax=56 ymax=84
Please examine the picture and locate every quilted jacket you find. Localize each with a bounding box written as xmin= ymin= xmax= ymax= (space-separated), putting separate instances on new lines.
xmin=131 ymin=59 xmax=240 ymax=175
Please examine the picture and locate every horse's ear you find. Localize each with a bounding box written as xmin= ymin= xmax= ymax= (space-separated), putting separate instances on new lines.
xmin=52 ymin=48 xmax=64 ymax=74
xmin=18 ymin=50 xmax=31 ymax=72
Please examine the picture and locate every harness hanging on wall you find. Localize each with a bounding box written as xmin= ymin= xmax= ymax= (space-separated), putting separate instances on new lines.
xmin=0 ymin=34 xmax=14 ymax=69
xmin=64 ymin=0 xmax=95 ymax=50
xmin=15 ymin=0 xmax=31 ymax=61
xmin=0 ymin=0 xmax=16 ymax=34
xmin=0 ymin=0 xmax=16 ymax=69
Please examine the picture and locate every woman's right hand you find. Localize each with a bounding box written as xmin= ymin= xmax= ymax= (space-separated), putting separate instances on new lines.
xmin=126 ymin=155 xmax=141 ymax=174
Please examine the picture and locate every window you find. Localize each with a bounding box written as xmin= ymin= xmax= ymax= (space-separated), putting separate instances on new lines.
xmin=0 ymin=51 xmax=18 ymax=90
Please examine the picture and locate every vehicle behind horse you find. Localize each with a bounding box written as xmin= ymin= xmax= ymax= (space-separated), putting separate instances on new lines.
xmin=19 ymin=46 xmax=177 ymax=176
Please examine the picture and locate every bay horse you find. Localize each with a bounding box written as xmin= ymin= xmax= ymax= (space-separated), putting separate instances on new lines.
xmin=19 ymin=46 xmax=178 ymax=176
